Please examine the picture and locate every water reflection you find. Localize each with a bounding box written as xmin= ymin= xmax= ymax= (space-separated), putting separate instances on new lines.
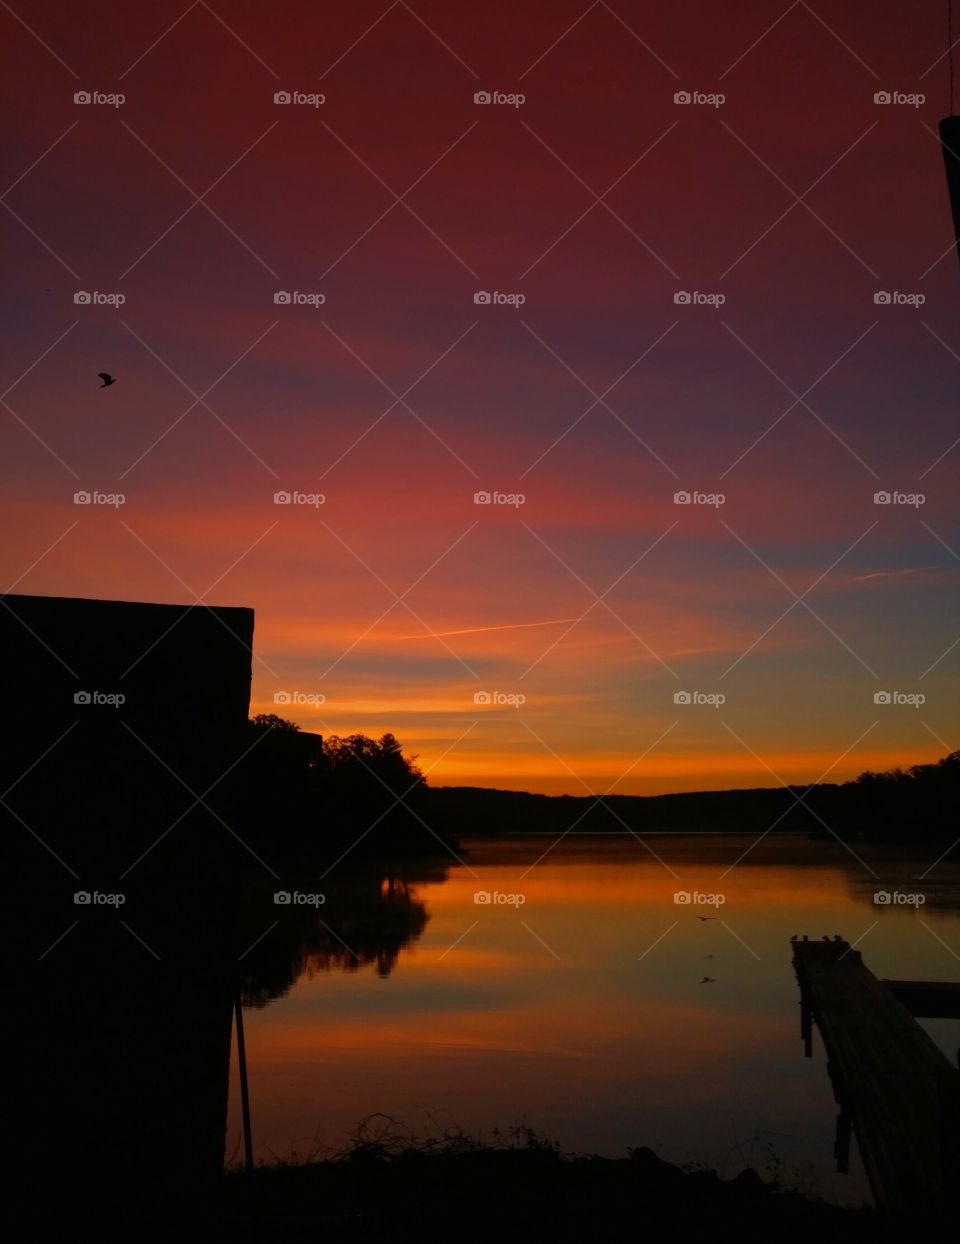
xmin=229 ymin=835 xmax=960 ymax=1207
xmin=15 ymin=859 xmax=447 ymax=1236
xmin=239 ymin=861 xmax=450 ymax=1005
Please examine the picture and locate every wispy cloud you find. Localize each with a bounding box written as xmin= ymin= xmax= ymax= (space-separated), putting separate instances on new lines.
xmin=387 ymin=618 xmax=581 ymax=640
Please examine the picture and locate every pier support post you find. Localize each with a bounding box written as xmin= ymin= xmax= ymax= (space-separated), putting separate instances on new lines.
xmin=834 ymin=1105 xmax=852 ymax=1175
xmin=800 ymin=987 xmax=813 ymax=1058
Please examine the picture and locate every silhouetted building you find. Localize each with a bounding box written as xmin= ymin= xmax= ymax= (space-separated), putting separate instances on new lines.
xmin=5 ymin=594 xmax=255 ymax=1234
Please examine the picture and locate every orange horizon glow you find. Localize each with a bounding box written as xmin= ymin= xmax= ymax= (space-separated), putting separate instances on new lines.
xmin=3 ymin=1 xmax=957 ymax=804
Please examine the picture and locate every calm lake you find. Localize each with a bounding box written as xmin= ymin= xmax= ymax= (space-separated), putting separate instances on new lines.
xmin=227 ymin=834 xmax=960 ymax=1206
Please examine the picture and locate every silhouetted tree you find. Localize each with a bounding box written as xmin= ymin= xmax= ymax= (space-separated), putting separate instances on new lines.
xmin=251 ymin=712 xmax=301 ymax=732
xmin=840 ymin=750 xmax=960 ymax=839
xmin=239 ymin=725 xmax=436 ymax=867
xmin=319 ymin=733 xmax=428 ymax=849
xmin=323 ymin=732 xmax=423 ymax=788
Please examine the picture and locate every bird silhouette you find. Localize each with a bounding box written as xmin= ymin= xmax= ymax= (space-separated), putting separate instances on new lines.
xmin=696 ymin=915 xmax=715 ymax=922
xmin=98 ymin=372 xmax=115 ymax=388
xmin=704 ymin=953 xmax=715 ymax=959
xmin=699 ymin=976 xmax=716 ymax=984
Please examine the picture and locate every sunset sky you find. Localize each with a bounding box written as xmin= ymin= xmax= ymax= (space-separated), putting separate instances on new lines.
xmin=2 ymin=0 xmax=958 ymax=793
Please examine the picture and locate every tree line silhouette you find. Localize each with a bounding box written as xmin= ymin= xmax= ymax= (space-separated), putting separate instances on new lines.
xmin=427 ymin=752 xmax=960 ymax=841
xmin=243 ymin=717 xmax=958 ymax=859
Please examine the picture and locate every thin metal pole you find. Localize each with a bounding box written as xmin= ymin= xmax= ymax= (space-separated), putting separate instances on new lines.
xmin=234 ymin=994 xmax=254 ymax=1173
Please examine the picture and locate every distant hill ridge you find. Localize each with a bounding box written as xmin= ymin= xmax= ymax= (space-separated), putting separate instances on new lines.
xmin=426 ymin=755 xmax=959 ymax=840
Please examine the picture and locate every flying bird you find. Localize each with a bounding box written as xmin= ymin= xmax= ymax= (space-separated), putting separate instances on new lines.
xmin=696 ymin=916 xmax=715 ymax=922
xmin=699 ymin=976 xmax=716 ymax=984
xmin=98 ymin=372 xmax=115 ymax=388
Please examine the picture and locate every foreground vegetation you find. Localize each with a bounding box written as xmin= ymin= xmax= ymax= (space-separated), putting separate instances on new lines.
xmin=221 ymin=1116 xmax=875 ymax=1240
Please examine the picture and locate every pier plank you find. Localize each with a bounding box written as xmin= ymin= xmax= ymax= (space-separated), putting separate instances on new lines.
xmin=792 ymin=937 xmax=959 ymax=1212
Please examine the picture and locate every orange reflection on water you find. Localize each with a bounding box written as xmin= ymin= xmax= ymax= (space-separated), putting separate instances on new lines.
xmin=229 ymin=836 xmax=959 ymax=1205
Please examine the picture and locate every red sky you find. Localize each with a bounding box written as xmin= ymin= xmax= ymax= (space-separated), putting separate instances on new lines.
xmin=2 ymin=1 xmax=958 ymax=792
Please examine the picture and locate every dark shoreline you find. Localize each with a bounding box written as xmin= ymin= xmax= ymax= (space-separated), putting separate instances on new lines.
xmin=424 ymin=766 xmax=958 ymax=842
xmin=221 ymin=1142 xmax=878 ymax=1240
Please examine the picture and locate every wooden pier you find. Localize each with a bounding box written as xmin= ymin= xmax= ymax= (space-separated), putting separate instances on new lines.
xmin=792 ymin=936 xmax=960 ymax=1213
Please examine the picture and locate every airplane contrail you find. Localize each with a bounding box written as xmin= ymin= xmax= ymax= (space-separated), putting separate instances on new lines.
xmin=854 ymin=567 xmax=931 ymax=582
xmin=388 ymin=618 xmax=582 ymax=640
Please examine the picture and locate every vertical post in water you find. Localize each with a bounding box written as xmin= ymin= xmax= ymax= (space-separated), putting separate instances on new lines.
xmin=234 ymin=994 xmax=254 ymax=1173
xmin=800 ymin=986 xmax=813 ymax=1058
xmin=834 ymin=1105 xmax=852 ymax=1175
